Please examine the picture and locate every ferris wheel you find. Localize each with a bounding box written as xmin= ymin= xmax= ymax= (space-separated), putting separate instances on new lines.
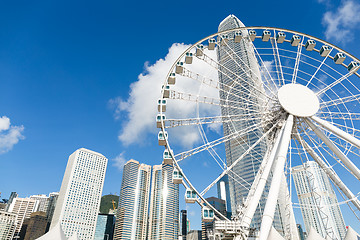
xmin=157 ymin=25 xmax=360 ymax=240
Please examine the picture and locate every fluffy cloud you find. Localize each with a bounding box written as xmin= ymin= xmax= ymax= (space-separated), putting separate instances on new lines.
xmin=0 ymin=116 xmax=24 ymax=154
xmin=322 ymin=0 xmax=360 ymax=43
xmin=113 ymin=152 xmax=128 ymax=171
xmin=111 ymin=43 xmax=220 ymax=148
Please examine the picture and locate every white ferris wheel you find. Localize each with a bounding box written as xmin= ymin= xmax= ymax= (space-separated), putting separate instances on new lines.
xmin=157 ymin=26 xmax=360 ymax=240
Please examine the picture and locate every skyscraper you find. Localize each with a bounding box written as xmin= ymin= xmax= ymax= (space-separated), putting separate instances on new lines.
xmin=217 ymin=14 xmax=283 ymax=232
xmin=30 ymin=194 xmax=49 ymax=213
xmin=147 ymin=163 xmax=179 ymax=240
xmin=113 ymin=160 xmax=151 ymax=240
xmin=94 ymin=213 xmax=115 ymax=240
xmin=292 ymin=161 xmax=346 ymax=239
xmin=8 ymin=197 xmax=39 ymax=237
xmin=0 ymin=211 xmax=16 ymax=240
xmin=216 ymin=175 xmax=231 ymax=217
xmin=50 ymin=148 xmax=108 ymax=240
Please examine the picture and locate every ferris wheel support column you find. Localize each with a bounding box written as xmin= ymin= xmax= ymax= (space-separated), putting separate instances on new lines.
xmin=311 ymin=116 xmax=360 ymax=149
xmin=305 ymin=118 xmax=360 ymax=181
xmin=259 ymin=114 xmax=294 ymax=240
xmin=240 ymin=123 xmax=284 ymax=231
xmin=294 ymin=133 xmax=360 ymax=211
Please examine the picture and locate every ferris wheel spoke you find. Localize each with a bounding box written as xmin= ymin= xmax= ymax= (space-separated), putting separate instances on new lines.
xmin=305 ymin=47 xmax=334 ymax=87
xmin=294 ymin=132 xmax=360 ymax=211
xmin=316 ymin=70 xmax=354 ymax=96
xmin=175 ymin=119 xmax=271 ymax=162
xmin=199 ymin=120 xmax=279 ymax=197
xmin=198 ymin=52 xmax=272 ymax=100
xmin=320 ymin=93 xmax=360 ymax=109
xmin=305 ymin=118 xmax=360 ymax=181
xmin=220 ymin=41 xmax=277 ymax=97
xmin=271 ymin=32 xmax=285 ymax=86
xmin=291 ymin=36 xmax=305 ymax=84
xmin=168 ymin=90 xmax=270 ymax=113
xmin=180 ymin=67 xmax=268 ymax=106
xmin=164 ymin=114 xmax=264 ymax=128
xmin=251 ymin=41 xmax=279 ymax=91
xmin=311 ymin=116 xmax=360 ymax=149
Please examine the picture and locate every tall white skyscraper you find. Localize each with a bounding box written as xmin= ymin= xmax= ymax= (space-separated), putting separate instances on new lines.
xmin=292 ymin=161 xmax=346 ymax=240
xmin=217 ymin=14 xmax=283 ymax=232
xmin=148 ymin=163 xmax=179 ymax=240
xmin=50 ymin=148 xmax=108 ymax=240
xmin=0 ymin=211 xmax=17 ymax=240
xmin=114 ymin=160 xmax=151 ymax=240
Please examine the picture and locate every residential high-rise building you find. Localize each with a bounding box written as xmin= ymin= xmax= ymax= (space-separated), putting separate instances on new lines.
xmin=216 ymin=175 xmax=231 ymax=217
xmin=46 ymin=192 xmax=59 ymax=227
xmin=0 ymin=211 xmax=16 ymax=240
xmin=24 ymin=211 xmax=48 ymax=240
xmin=30 ymin=194 xmax=49 ymax=213
xmin=217 ymin=14 xmax=283 ymax=233
xmin=180 ymin=210 xmax=187 ymax=240
xmin=94 ymin=213 xmax=115 ymax=240
xmin=113 ymin=160 xmax=151 ymax=240
xmin=147 ymin=163 xmax=179 ymax=240
xmin=292 ymin=161 xmax=346 ymax=239
xmin=8 ymin=197 xmax=39 ymax=237
xmin=50 ymin=148 xmax=108 ymax=240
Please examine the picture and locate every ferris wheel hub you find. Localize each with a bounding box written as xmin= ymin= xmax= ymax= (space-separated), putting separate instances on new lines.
xmin=278 ymin=84 xmax=319 ymax=117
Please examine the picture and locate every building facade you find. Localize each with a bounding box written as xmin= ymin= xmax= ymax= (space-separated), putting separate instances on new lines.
xmin=94 ymin=213 xmax=115 ymax=240
xmin=30 ymin=195 xmax=49 ymax=213
xmin=24 ymin=211 xmax=48 ymax=240
xmin=0 ymin=211 xmax=16 ymax=240
xmin=8 ymin=197 xmax=39 ymax=237
xmin=216 ymin=175 xmax=231 ymax=217
xmin=147 ymin=163 xmax=179 ymax=240
xmin=217 ymin=14 xmax=283 ymax=232
xmin=292 ymin=161 xmax=346 ymax=239
xmin=113 ymin=160 xmax=151 ymax=240
xmin=50 ymin=148 xmax=108 ymax=240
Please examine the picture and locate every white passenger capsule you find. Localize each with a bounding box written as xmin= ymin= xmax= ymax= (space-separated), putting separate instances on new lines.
xmin=185 ymin=189 xmax=197 ymax=203
xmin=158 ymin=131 xmax=168 ymax=146
xmin=163 ymin=149 xmax=172 ymax=165
xmin=156 ymin=114 xmax=165 ymax=128
xmin=172 ymin=169 xmax=183 ymax=184
xmin=262 ymin=30 xmax=271 ymax=42
xmin=320 ymin=45 xmax=331 ymax=57
xmin=175 ymin=62 xmax=184 ymax=74
xmin=208 ymin=38 xmax=216 ymax=50
xmin=162 ymin=85 xmax=170 ymax=98
xmin=276 ymin=32 xmax=286 ymax=43
xmin=202 ymin=207 xmax=214 ymax=222
xmin=185 ymin=52 xmax=193 ymax=64
xmin=291 ymin=35 xmax=301 ymax=46
xmin=348 ymin=61 xmax=360 ymax=72
xmin=334 ymin=52 xmax=346 ymax=64
xmin=305 ymin=39 xmax=316 ymax=51
xmin=220 ymin=34 xmax=229 ymax=44
xmin=158 ymin=99 xmax=167 ymax=112
xmin=168 ymin=73 xmax=175 ymax=85
xmin=234 ymin=31 xmax=242 ymax=43
xmin=249 ymin=30 xmax=256 ymax=41
xmin=196 ymin=44 xmax=204 ymax=57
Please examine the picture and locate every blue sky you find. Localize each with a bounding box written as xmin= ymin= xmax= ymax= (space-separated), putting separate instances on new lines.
xmin=1 ymin=0 xmax=360 ymax=232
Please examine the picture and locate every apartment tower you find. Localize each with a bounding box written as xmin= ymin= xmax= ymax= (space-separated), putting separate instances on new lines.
xmin=292 ymin=161 xmax=346 ymax=239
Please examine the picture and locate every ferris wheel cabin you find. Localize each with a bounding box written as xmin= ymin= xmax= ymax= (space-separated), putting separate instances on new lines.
xmin=249 ymin=30 xmax=256 ymax=41
xmin=305 ymin=39 xmax=316 ymax=51
xmin=156 ymin=114 xmax=165 ymax=128
xmin=168 ymin=73 xmax=176 ymax=85
xmin=185 ymin=189 xmax=197 ymax=203
xmin=162 ymin=85 xmax=170 ymax=98
xmin=234 ymin=31 xmax=242 ymax=43
xmin=291 ymin=35 xmax=301 ymax=46
xmin=158 ymin=99 xmax=167 ymax=112
xmin=175 ymin=62 xmax=184 ymax=74
xmin=348 ymin=61 xmax=360 ymax=72
xmin=196 ymin=44 xmax=204 ymax=56
xmin=158 ymin=131 xmax=168 ymax=146
xmin=185 ymin=52 xmax=193 ymax=64
xmin=208 ymin=38 xmax=216 ymax=50
xmin=202 ymin=207 xmax=215 ymax=222
xmin=262 ymin=30 xmax=271 ymax=42
xmin=320 ymin=45 xmax=331 ymax=57
xmin=163 ymin=149 xmax=172 ymax=165
xmin=172 ymin=169 xmax=183 ymax=184
xmin=334 ymin=52 xmax=346 ymax=64
xmin=276 ymin=32 xmax=286 ymax=43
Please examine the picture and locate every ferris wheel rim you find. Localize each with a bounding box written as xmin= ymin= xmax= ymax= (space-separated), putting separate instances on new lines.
xmin=157 ymin=25 xmax=360 ymax=236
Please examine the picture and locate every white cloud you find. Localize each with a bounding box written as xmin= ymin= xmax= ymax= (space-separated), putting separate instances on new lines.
xmin=113 ymin=152 xmax=128 ymax=171
xmin=0 ymin=116 xmax=24 ymax=154
xmin=322 ymin=0 xmax=360 ymax=43
xmin=111 ymin=43 xmax=221 ymax=148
